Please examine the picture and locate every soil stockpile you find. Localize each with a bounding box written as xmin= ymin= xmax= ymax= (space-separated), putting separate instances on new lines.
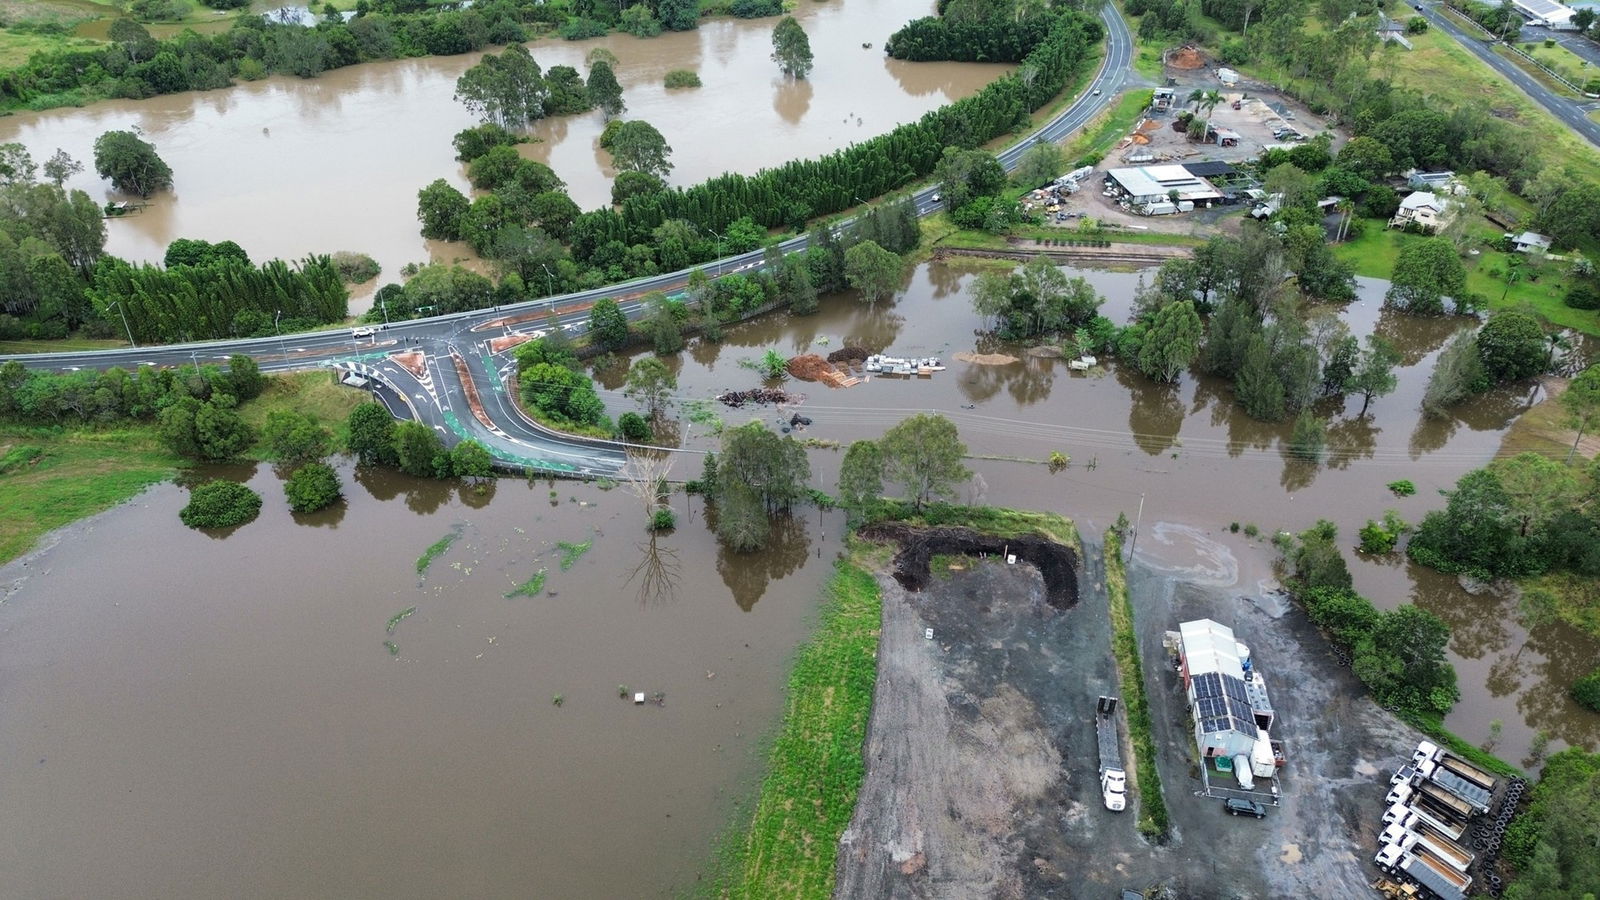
xmin=858 ymin=523 xmax=1079 ymax=609
xmin=1169 ymin=45 xmax=1206 ymax=69
xmin=827 ymin=346 xmax=869 ymax=365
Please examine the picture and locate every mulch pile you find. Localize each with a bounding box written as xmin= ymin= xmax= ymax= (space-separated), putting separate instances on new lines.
xmin=858 ymin=524 xmax=1080 ymax=610
xmin=717 ymin=388 xmax=801 ymax=408
xmin=786 ymin=354 xmax=837 ymax=381
xmin=827 ymin=346 xmax=869 ymax=365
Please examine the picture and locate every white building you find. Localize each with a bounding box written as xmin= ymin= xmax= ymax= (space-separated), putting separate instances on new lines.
xmin=1389 ymin=191 xmax=1454 ymax=231
xmin=1105 ymin=165 xmax=1222 ymax=208
xmin=1513 ymin=231 xmax=1554 ymax=253
xmin=1177 ymin=619 xmax=1262 ymax=762
xmin=1511 ymin=0 xmax=1576 ymax=28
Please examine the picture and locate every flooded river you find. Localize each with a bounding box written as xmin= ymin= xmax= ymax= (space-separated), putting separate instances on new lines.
xmin=599 ymin=261 xmax=1600 ymax=765
xmin=3 ymin=259 xmax=1596 ymax=896
xmin=0 ymin=465 xmax=843 ymax=898
xmin=0 ymin=0 xmax=1009 ymax=301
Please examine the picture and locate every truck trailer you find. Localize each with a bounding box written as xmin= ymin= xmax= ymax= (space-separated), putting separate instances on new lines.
xmin=1382 ymin=803 xmax=1465 ymax=842
xmin=1374 ymin=844 xmax=1470 ymax=900
xmin=1389 ymin=779 xmax=1475 ymax=823
xmin=1096 ymin=695 xmax=1127 ymax=812
xmin=1414 ymin=741 xmax=1497 ymax=792
xmin=1416 ymin=759 xmax=1492 ymax=813
xmin=1379 ymin=823 xmax=1474 ymax=873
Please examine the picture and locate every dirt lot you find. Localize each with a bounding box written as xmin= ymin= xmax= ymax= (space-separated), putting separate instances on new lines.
xmin=837 ymin=524 xmax=1420 ymax=899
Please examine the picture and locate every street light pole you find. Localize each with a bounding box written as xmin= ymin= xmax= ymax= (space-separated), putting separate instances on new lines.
xmin=709 ymin=228 xmax=724 ymax=278
xmin=540 ymin=263 xmax=554 ymax=298
xmin=275 ymin=310 xmax=288 ymax=363
xmin=110 ymin=300 xmax=136 ymax=348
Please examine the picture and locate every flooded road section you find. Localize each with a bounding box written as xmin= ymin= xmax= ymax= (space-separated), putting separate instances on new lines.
xmin=601 ymin=262 xmax=1600 ymax=763
xmin=0 ymin=464 xmax=843 ymax=898
xmin=0 ymin=0 xmax=1009 ymax=294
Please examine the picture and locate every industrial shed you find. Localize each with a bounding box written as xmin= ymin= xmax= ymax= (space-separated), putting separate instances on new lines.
xmin=1105 ymin=165 xmax=1223 ymax=206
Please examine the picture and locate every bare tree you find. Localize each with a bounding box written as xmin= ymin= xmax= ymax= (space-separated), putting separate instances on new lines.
xmin=622 ymin=449 xmax=675 ymax=520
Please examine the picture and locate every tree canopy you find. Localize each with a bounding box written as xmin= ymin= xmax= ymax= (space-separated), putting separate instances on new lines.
xmin=879 ymin=413 xmax=970 ymax=509
xmin=92 ymin=130 xmax=173 ymax=196
xmin=771 ymin=16 xmax=814 ymax=79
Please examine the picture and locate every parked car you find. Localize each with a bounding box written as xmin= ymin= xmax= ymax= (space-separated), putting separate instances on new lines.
xmin=1223 ymin=797 xmax=1267 ymax=818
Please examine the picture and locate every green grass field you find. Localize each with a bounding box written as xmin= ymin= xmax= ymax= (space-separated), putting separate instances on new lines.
xmin=236 ymin=370 xmax=368 ymax=454
xmin=1063 ymin=89 xmax=1153 ymax=165
xmin=0 ymin=426 xmax=179 ymax=564
xmin=702 ymin=558 xmax=882 ymax=899
xmin=1332 ymin=219 xmax=1600 ymax=334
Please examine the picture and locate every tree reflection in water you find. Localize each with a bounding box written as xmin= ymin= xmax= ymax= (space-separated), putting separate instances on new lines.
xmin=714 ymin=511 xmax=812 ymax=611
xmin=626 ymin=535 xmax=683 ymax=606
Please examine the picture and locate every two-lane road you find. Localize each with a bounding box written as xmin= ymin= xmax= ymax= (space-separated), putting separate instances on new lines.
xmin=1415 ymin=0 xmax=1600 ymax=148
xmin=1 ymin=3 xmax=1137 ymax=473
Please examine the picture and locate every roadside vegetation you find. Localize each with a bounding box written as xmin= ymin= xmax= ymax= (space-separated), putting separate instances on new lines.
xmin=1501 ymin=747 xmax=1600 ymax=898
xmin=1103 ymin=526 xmax=1170 ymax=839
xmin=702 ymin=558 xmax=881 ymax=898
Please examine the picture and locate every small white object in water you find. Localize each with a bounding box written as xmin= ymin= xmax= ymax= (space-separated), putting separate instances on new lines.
xmin=634 ymin=692 xmax=646 ymax=704
xmin=925 ymin=628 xmax=934 ymax=640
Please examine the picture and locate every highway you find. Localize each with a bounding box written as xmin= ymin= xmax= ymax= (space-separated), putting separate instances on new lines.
xmin=1415 ymin=1 xmax=1600 ymax=148
xmin=0 ymin=3 xmax=1135 ymax=474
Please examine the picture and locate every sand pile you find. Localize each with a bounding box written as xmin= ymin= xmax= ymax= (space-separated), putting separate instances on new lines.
xmin=954 ymin=351 xmax=1019 ymax=366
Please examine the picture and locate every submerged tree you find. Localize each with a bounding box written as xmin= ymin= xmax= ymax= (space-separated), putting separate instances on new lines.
xmin=454 ymin=44 xmax=550 ymax=129
xmin=771 ymin=16 xmax=814 ymax=79
xmin=92 ymin=130 xmax=173 ymax=196
xmin=879 ymin=413 xmax=970 ymax=510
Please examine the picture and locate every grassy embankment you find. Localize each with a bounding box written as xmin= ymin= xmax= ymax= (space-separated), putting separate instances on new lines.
xmin=702 ymin=557 xmax=882 ymax=899
xmin=1331 ymin=219 xmax=1600 ymax=334
xmin=0 ymin=370 xmax=367 ymax=566
xmin=1102 ymin=528 xmax=1170 ymax=840
xmin=0 ymin=426 xmax=178 ymax=564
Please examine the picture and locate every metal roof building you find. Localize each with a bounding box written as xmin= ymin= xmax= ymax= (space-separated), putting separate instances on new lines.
xmin=1511 ymin=0 xmax=1574 ymax=26
xmin=1178 ymin=619 xmax=1260 ymax=760
xmin=1105 ymin=165 xmax=1223 ymax=206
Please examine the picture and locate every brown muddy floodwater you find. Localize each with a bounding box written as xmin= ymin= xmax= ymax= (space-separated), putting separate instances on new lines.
xmin=595 ymin=260 xmax=1600 ymax=764
xmin=0 ymin=0 xmax=1010 ymax=310
xmin=0 ymin=463 xmax=844 ymax=898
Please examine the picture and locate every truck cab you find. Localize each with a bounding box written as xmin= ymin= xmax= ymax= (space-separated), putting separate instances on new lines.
xmin=1101 ymin=768 xmax=1127 ymax=811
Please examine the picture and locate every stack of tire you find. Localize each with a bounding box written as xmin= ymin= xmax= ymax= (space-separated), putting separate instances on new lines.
xmin=1478 ymin=778 xmax=1526 ymax=898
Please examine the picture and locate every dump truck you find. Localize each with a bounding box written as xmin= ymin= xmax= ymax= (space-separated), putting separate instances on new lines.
xmin=1096 ymin=695 xmax=1127 ymax=812
xmin=1375 ymin=844 xmax=1470 ymax=900
xmin=1379 ymin=822 xmax=1473 ymax=874
xmin=1416 ymin=759 xmax=1491 ymax=813
xmin=1388 ymin=779 xmax=1474 ymax=823
xmin=1382 ymin=802 xmax=1465 ymax=842
xmin=1414 ymin=741 xmax=1496 ymax=792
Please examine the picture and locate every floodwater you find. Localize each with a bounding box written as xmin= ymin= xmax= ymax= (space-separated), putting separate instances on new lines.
xmin=0 ymin=463 xmax=843 ymax=898
xmin=598 ymin=261 xmax=1600 ymax=764
xmin=1 ymin=0 xmax=1009 ymax=303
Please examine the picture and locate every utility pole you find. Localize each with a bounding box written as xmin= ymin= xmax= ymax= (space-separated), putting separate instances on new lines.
xmin=1127 ymin=492 xmax=1146 ymax=562
xmin=110 ymin=301 xmax=136 ymax=348
xmin=275 ymin=310 xmax=287 ymax=363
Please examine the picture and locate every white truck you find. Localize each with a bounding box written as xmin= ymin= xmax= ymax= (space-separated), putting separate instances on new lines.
xmin=1379 ymin=822 xmax=1473 ymax=873
xmin=1374 ymin=843 xmax=1470 ymax=900
xmin=1096 ymin=695 xmax=1127 ymax=812
xmin=1382 ymin=801 xmax=1465 ymax=843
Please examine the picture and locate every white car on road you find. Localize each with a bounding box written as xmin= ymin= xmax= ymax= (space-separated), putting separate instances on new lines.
xmin=352 ymin=326 xmax=375 ymax=338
